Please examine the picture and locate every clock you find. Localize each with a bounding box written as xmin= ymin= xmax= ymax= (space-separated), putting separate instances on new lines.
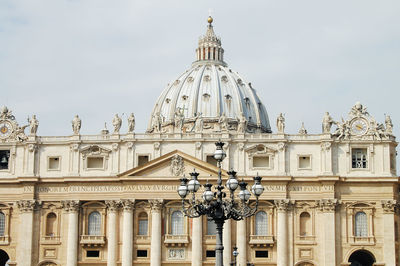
xmin=0 ymin=120 xmax=13 ymax=139
xmin=351 ymin=118 xmax=368 ymax=136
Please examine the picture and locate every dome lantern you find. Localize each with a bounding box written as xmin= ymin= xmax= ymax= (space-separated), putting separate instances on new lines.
xmin=195 ymin=16 xmax=225 ymax=64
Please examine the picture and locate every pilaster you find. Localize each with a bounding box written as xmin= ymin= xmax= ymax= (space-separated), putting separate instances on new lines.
xmin=62 ymin=200 xmax=80 ymax=266
xmin=274 ymin=199 xmax=289 ymax=266
xmin=381 ymin=200 xmax=397 ymax=266
xmin=121 ymin=199 xmax=135 ymax=266
xmin=150 ymin=199 xmax=163 ymax=266
xmin=106 ymin=200 xmax=121 ymax=266
xmin=16 ymin=200 xmax=37 ymax=266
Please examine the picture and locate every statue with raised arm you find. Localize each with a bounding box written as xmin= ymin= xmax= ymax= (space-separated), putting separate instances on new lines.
xmin=322 ymin=112 xmax=334 ymax=133
xmin=385 ymin=114 xmax=393 ymax=135
xmin=112 ymin=114 xmax=122 ymax=134
xmin=72 ymin=115 xmax=81 ymax=135
xmin=28 ymin=115 xmax=39 ymax=135
xmin=127 ymin=113 xmax=135 ymax=133
xmin=276 ymin=113 xmax=285 ymax=133
xmin=237 ymin=112 xmax=247 ymax=133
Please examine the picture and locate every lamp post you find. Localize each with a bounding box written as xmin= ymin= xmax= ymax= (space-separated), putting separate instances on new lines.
xmin=177 ymin=141 xmax=264 ymax=266
xmin=231 ymin=246 xmax=238 ymax=266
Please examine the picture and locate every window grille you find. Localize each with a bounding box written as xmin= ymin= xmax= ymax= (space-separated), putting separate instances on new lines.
xmin=352 ymin=149 xmax=367 ymax=169
xmin=0 ymin=212 xmax=5 ymax=236
xmin=355 ymin=211 xmax=367 ymax=237
xmin=138 ymin=213 xmax=148 ymax=236
xmin=88 ymin=211 xmax=101 ymax=235
xmin=171 ymin=211 xmax=184 ymax=235
xmin=207 ymin=219 xmax=217 ymax=235
xmin=255 ymin=211 xmax=268 ymax=235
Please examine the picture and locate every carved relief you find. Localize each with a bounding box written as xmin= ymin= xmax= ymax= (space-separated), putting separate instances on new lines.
xmin=277 ymin=142 xmax=286 ymax=152
xmin=168 ymin=248 xmax=185 ymax=260
xmin=320 ymin=142 xmax=332 ymax=151
xmin=61 ymin=200 xmax=80 ymax=212
xmin=0 ymin=106 xmax=28 ymax=142
xmin=274 ymin=199 xmax=290 ymax=211
xmin=17 ymin=200 xmax=37 ymax=213
xmin=154 ymin=142 xmax=160 ymax=150
xmin=28 ymin=144 xmax=37 ymax=153
xmin=316 ymin=199 xmax=339 ymax=212
xmin=170 ymin=155 xmax=184 ymax=177
xmin=81 ymin=145 xmax=111 ymax=160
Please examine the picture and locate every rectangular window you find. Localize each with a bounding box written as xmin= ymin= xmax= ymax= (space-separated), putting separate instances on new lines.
xmin=206 ymin=250 xmax=216 ymax=257
xmin=87 ymin=157 xmax=104 ymax=169
xmin=252 ymin=156 xmax=270 ymax=168
xmin=0 ymin=150 xmax=10 ymax=170
xmin=255 ymin=250 xmax=269 ymax=258
xmin=298 ymin=156 xmax=311 ymax=169
xmin=138 ymin=219 xmax=148 ymax=235
xmin=87 ymin=250 xmax=100 ymax=258
xmin=206 ymin=155 xmax=218 ymax=167
xmin=138 ymin=155 xmax=149 ymax=166
xmin=48 ymin=157 xmax=60 ymax=170
xmin=352 ymin=148 xmax=367 ymax=169
xmin=137 ymin=250 xmax=148 ymax=257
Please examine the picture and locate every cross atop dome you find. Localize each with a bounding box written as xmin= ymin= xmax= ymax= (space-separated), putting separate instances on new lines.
xmin=195 ymin=16 xmax=225 ymax=65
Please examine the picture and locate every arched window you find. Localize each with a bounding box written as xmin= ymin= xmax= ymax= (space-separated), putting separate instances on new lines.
xmin=46 ymin=212 xmax=57 ymax=236
xmin=255 ymin=211 xmax=268 ymax=235
xmin=88 ymin=211 xmax=101 ymax=235
xmin=207 ymin=219 xmax=217 ymax=235
xmin=355 ymin=211 xmax=367 ymax=237
xmin=300 ymin=212 xmax=311 ymax=236
xmin=171 ymin=211 xmax=184 ymax=235
xmin=138 ymin=212 xmax=148 ymax=236
xmin=0 ymin=212 xmax=5 ymax=236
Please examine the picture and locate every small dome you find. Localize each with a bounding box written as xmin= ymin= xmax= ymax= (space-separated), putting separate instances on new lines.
xmin=148 ymin=18 xmax=271 ymax=134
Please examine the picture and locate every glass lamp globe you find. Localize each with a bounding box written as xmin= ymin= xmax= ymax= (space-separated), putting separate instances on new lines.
xmin=214 ymin=141 xmax=226 ymax=161
xmin=187 ymin=171 xmax=201 ymax=192
xmin=226 ymin=170 xmax=238 ymax=191
xmin=177 ymin=177 xmax=188 ymax=198
xmin=202 ymin=183 xmax=214 ymax=202
xmin=251 ymin=175 xmax=264 ymax=197
xmin=238 ymin=181 xmax=251 ymax=201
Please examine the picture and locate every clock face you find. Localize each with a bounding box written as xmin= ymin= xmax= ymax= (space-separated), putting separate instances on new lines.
xmin=0 ymin=121 xmax=13 ymax=139
xmin=351 ymin=118 xmax=368 ymax=136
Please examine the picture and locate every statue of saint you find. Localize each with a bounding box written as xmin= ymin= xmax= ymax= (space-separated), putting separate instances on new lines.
xmin=152 ymin=112 xmax=162 ymax=133
xmin=276 ymin=113 xmax=285 ymax=133
xmin=193 ymin=112 xmax=203 ymax=132
xmin=112 ymin=114 xmax=122 ymax=134
xmin=127 ymin=113 xmax=135 ymax=133
xmin=72 ymin=115 xmax=81 ymax=135
xmin=322 ymin=112 xmax=334 ymax=133
xmin=219 ymin=112 xmax=228 ymax=131
xmin=385 ymin=114 xmax=393 ymax=134
xmin=28 ymin=115 xmax=39 ymax=135
xmin=174 ymin=108 xmax=185 ymax=132
xmin=237 ymin=113 xmax=247 ymax=133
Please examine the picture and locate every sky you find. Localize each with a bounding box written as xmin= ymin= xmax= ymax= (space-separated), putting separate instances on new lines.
xmin=1 ymin=1 xmax=399 ymax=141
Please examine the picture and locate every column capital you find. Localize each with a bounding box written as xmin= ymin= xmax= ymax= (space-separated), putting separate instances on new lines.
xmin=106 ymin=200 xmax=122 ymax=212
xmin=381 ymin=199 xmax=397 ymax=213
xmin=274 ymin=199 xmax=290 ymax=212
xmin=17 ymin=200 xmax=38 ymax=213
xmin=121 ymin=199 xmax=135 ymax=211
xmin=316 ymin=199 xmax=340 ymax=212
xmin=149 ymin=199 xmax=163 ymax=212
xmin=62 ymin=200 xmax=80 ymax=212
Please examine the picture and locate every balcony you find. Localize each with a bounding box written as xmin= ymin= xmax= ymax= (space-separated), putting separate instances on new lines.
xmin=80 ymin=235 xmax=106 ymax=247
xmin=350 ymin=236 xmax=375 ymax=245
xmin=136 ymin=235 xmax=150 ymax=244
xmin=204 ymin=235 xmax=216 ymax=244
xmin=249 ymin=235 xmax=275 ymax=247
xmin=164 ymin=234 xmax=189 ymax=247
xmin=0 ymin=235 xmax=10 ymax=245
xmin=40 ymin=235 xmax=61 ymax=245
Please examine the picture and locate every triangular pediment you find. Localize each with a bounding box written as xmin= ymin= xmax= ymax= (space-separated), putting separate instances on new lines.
xmin=118 ymin=150 xmax=227 ymax=178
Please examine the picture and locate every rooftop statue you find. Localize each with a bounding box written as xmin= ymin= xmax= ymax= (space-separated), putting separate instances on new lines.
xmin=276 ymin=113 xmax=285 ymax=133
xmin=237 ymin=113 xmax=248 ymax=133
xmin=322 ymin=112 xmax=334 ymax=133
xmin=127 ymin=113 xmax=135 ymax=133
xmin=28 ymin=115 xmax=39 ymax=135
xmin=385 ymin=114 xmax=393 ymax=135
xmin=112 ymin=114 xmax=122 ymax=134
xmin=72 ymin=115 xmax=81 ymax=135
xmin=219 ymin=112 xmax=228 ymax=131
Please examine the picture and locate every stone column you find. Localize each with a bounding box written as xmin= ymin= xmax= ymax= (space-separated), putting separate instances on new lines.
xmin=223 ymin=219 xmax=232 ymax=266
xmin=16 ymin=200 xmax=36 ymax=266
xmin=237 ymin=219 xmax=247 ymax=266
xmin=150 ymin=199 xmax=163 ymax=266
xmin=62 ymin=200 xmax=80 ymax=266
xmin=106 ymin=200 xmax=121 ymax=266
xmin=382 ymin=200 xmax=397 ymax=265
xmin=192 ymin=217 xmax=203 ymax=266
xmin=275 ymin=199 xmax=289 ymax=266
xmin=121 ymin=200 xmax=135 ymax=266
xmin=318 ymin=199 xmax=338 ymax=266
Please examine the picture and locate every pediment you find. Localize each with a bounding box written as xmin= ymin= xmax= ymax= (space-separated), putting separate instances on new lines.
xmin=244 ymin=144 xmax=277 ymax=155
xmin=118 ymin=150 xmax=227 ymax=178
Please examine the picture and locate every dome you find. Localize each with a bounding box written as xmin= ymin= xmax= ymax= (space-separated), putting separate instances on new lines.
xmin=148 ymin=17 xmax=271 ymax=134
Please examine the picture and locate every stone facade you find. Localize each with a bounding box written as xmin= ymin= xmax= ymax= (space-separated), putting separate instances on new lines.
xmin=0 ymin=17 xmax=398 ymax=266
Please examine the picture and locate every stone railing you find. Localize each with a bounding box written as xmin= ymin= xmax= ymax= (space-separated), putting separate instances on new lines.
xmin=350 ymin=236 xmax=375 ymax=245
xmin=40 ymin=235 xmax=61 ymax=245
xmin=164 ymin=234 xmax=190 ymax=247
xmin=0 ymin=235 xmax=10 ymax=245
xmin=80 ymin=235 xmax=106 ymax=246
xmin=136 ymin=235 xmax=150 ymax=243
xmin=204 ymin=234 xmax=216 ymax=244
xmin=295 ymin=235 xmax=316 ymax=244
xmin=249 ymin=235 xmax=275 ymax=247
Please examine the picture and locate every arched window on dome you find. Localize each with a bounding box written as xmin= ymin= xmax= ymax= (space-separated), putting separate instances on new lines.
xmin=171 ymin=211 xmax=184 ymax=235
xmin=0 ymin=212 xmax=5 ymax=236
xmin=88 ymin=211 xmax=101 ymax=236
xmin=355 ymin=211 xmax=367 ymax=237
xmin=45 ymin=212 xmax=57 ymax=236
xmin=300 ymin=212 xmax=311 ymax=236
xmin=138 ymin=212 xmax=148 ymax=236
xmin=255 ymin=211 xmax=268 ymax=236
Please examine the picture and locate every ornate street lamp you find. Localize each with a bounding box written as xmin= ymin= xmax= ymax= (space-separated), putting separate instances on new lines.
xmin=177 ymin=141 xmax=264 ymax=266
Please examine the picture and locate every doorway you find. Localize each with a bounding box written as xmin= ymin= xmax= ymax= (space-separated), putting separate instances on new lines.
xmin=348 ymin=250 xmax=375 ymax=266
xmin=0 ymin=249 xmax=9 ymax=266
